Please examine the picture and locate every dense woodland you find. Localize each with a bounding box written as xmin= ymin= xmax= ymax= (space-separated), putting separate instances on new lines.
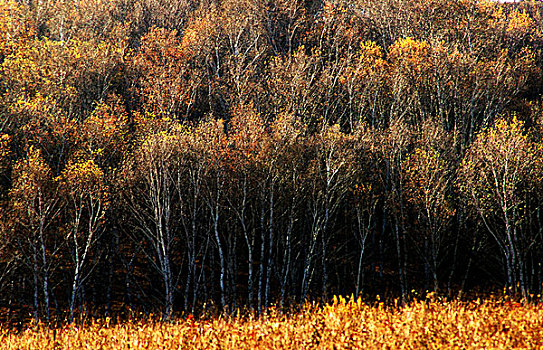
xmin=1 ymin=0 xmax=543 ymax=322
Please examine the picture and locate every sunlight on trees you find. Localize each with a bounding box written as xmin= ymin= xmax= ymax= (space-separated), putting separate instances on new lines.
xmin=0 ymin=0 xmax=542 ymax=322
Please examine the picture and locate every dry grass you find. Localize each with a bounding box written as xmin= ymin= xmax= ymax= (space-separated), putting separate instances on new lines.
xmin=2 ymin=297 xmax=543 ymax=349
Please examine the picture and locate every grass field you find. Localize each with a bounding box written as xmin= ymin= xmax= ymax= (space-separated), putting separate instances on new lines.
xmin=2 ymin=297 xmax=543 ymax=349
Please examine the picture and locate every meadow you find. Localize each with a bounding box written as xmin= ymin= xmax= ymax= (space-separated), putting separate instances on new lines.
xmin=2 ymin=297 xmax=542 ymax=349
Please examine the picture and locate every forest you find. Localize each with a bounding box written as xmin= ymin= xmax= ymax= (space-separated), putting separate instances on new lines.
xmin=0 ymin=0 xmax=543 ymax=323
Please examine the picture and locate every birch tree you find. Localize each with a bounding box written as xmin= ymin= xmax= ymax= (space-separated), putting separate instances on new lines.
xmin=121 ymin=127 xmax=180 ymax=320
xmin=458 ymin=116 xmax=539 ymax=297
xmin=9 ymin=146 xmax=61 ymax=325
xmin=60 ymin=158 xmax=108 ymax=323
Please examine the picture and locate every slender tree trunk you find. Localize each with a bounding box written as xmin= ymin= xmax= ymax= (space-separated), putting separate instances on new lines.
xmin=163 ymin=252 xmax=173 ymax=320
xmin=230 ymin=231 xmax=238 ymax=310
xmin=447 ymin=215 xmax=461 ymax=297
xmin=265 ymin=189 xmax=274 ymax=309
xmin=378 ymin=216 xmax=386 ymax=281
xmin=321 ymin=204 xmax=329 ymax=300
xmin=238 ymin=176 xmax=253 ymax=308
xmin=193 ymin=234 xmax=210 ymax=313
xmin=184 ymin=250 xmax=193 ymax=311
xmin=429 ymin=232 xmax=439 ymax=292
xmin=69 ymin=206 xmax=82 ymax=324
xmin=280 ymin=210 xmax=294 ymax=309
xmin=245 ymin=230 xmax=254 ymax=309
xmin=189 ymin=177 xmax=201 ymax=312
xmin=504 ymin=213 xmax=516 ymax=294
xmin=394 ymin=219 xmax=406 ymax=302
xmin=258 ymin=189 xmax=266 ymax=313
xmin=459 ymin=233 xmax=477 ymax=299
xmin=106 ymin=245 xmax=113 ymax=316
xmin=213 ymin=206 xmax=226 ymax=310
xmin=356 ymin=247 xmax=365 ymax=296
xmin=302 ymin=218 xmax=318 ymax=302
xmin=356 ymin=201 xmax=375 ymax=295
xmin=70 ymin=265 xmax=80 ymax=323
xmin=538 ymin=258 xmax=542 ymax=302
xmin=512 ymin=223 xmax=527 ymax=299
xmin=32 ymin=243 xmax=39 ymax=327
xmin=38 ymin=218 xmax=50 ymax=324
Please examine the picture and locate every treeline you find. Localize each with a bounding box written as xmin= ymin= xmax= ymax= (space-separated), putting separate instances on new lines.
xmin=1 ymin=0 xmax=543 ymax=322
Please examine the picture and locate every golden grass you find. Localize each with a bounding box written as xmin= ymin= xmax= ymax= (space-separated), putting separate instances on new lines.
xmin=2 ymin=297 xmax=543 ymax=349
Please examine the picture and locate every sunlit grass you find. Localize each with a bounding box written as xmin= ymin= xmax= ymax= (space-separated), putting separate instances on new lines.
xmin=2 ymin=297 xmax=543 ymax=349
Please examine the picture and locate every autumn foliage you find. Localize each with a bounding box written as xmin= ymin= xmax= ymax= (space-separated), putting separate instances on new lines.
xmin=2 ymin=298 xmax=543 ymax=349
xmin=1 ymin=0 xmax=543 ymax=324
